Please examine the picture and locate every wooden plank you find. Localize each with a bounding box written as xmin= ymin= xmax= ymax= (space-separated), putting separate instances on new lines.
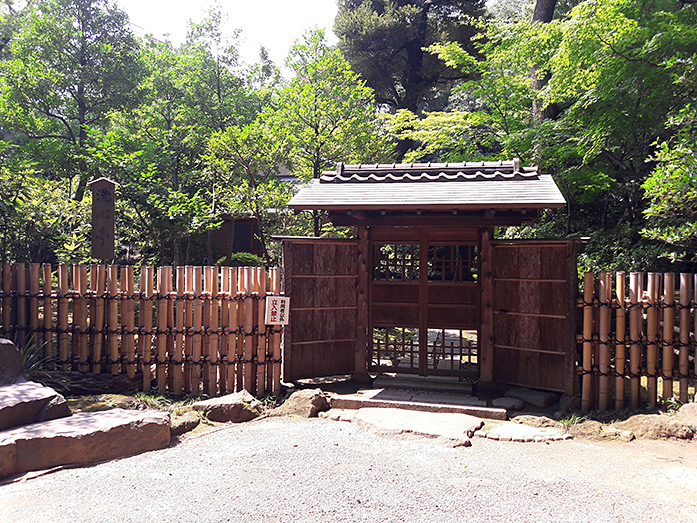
xmin=42 ymin=264 xmax=54 ymax=366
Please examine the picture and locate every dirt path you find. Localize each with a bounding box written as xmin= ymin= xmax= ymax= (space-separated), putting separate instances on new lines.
xmin=2 ymin=417 xmax=696 ymax=522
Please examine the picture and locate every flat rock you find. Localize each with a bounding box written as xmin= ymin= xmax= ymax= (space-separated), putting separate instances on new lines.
xmin=615 ymin=414 xmax=694 ymax=440
xmin=353 ymin=407 xmax=483 ymax=447
xmin=474 ymin=420 xmax=570 ymax=443
xmin=492 ymin=397 xmax=525 ymax=411
xmin=677 ymin=403 xmax=697 ymax=427
xmin=170 ymin=410 xmax=200 ymax=437
xmin=559 ymin=394 xmax=582 ymax=411
xmin=192 ymin=390 xmax=263 ymax=423
xmin=271 ymin=388 xmax=330 ymax=418
xmin=0 ymin=339 xmax=23 ymax=386
xmin=513 ymin=415 xmax=557 ymax=428
xmin=0 ymin=381 xmax=70 ymax=431
xmin=0 ymin=408 xmax=170 ymax=478
xmin=505 ymin=387 xmax=559 ymax=408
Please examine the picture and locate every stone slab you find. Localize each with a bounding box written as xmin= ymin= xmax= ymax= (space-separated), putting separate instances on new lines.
xmin=492 ymin=397 xmax=525 ymax=411
xmin=473 ymin=419 xmax=572 ymax=443
xmin=0 ymin=408 xmax=170 ymax=478
xmin=354 ymin=407 xmax=483 ymax=447
xmin=0 ymin=339 xmax=23 ymax=386
xmin=0 ymin=381 xmax=63 ymax=431
xmin=504 ymin=387 xmax=559 ymax=408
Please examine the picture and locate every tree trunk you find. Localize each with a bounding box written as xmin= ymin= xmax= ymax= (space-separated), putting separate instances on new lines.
xmin=531 ymin=0 xmax=558 ymax=121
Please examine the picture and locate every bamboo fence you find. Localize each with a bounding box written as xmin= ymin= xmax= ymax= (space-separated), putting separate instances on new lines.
xmin=580 ymin=272 xmax=697 ymax=411
xmin=0 ymin=263 xmax=284 ymax=397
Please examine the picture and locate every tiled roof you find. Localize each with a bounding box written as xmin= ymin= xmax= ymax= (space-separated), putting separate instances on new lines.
xmin=288 ymin=160 xmax=566 ymax=212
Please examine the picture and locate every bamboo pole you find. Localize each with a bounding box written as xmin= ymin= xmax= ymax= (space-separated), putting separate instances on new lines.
xmin=581 ymin=272 xmax=594 ymax=411
xmin=92 ymin=265 xmax=106 ymax=374
xmin=208 ymin=266 xmax=219 ymax=397
xmin=219 ymin=267 xmax=230 ymax=393
xmin=679 ymin=273 xmax=690 ymax=403
xmin=646 ymin=273 xmax=658 ymax=407
xmin=629 ymin=272 xmax=642 ymax=409
xmin=270 ymin=267 xmax=282 ymax=395
xmin=694 ymin=275 xmax=697 ymax=383
xmin=76 ymin=265 xmax=89 ymax=372
xmin=156 ymin=267 xmax=168 ymax=394
xmin=107 ymin=265 xmax=119 ymax=375
xmin=165 ymin=266 xmax=175 ymax=393
xmin=173 ymin=266 xmax=185 ymax=396
xmin=15 ymin=263 xmax=27 ymax=347
xmin=614 ymin=272 xmax=626 ymax=410
xmin=139 ymin=267 xmax=154 ymax=391
xmin=202 ymin=266 xmax=213 ymax=395
xmin=598 ymin=272 xmax=611 ymax=411
xmin=58 ymin=264 xmax=70 ymax=371
xmin=243 ymin=267 xmax=255 ymax=394
xmin=235 ymin=267 xmax=244 ymax=391
xmin=2 ymin=264 xmax=11 ymax=339
xmin=184 ymin=266 xmax=194 ymax=394
xmin=29 ymin=263 xmax=40 ymax=344
xmin=42 ymin=264 xmax=54 ymax=365
xmin=662 ymin=273 xmax=675 ymax=400
xmin=228 ymin=267 xmax=238 ymax=392
xmin=121 ymin=267 xmax=135 ymax=379
xmin=256 ymin=267 xmax=267 ymax=396
xmin=192 ymin=266 xmax=203 ymax=395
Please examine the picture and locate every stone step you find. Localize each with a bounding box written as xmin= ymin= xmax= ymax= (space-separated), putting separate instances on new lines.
xmin=0 ymin=408 xmax=170 ymax=479
xmin=0 ymin=381 xmax=71 ymax=431
xmin=373 ymin=375 xmax=474 ymax=394
xmin=331 ymin=388 xmax=507 ymax=420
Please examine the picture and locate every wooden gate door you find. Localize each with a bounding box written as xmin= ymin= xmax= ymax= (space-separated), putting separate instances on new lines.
xmin=490 ymin=240 xmax=577 ymax=394
xmin=281 ymin=237 xmax=359 ymax=380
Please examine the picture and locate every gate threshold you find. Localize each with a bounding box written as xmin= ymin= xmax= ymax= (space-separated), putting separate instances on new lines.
xmin=373 ymin=374 xmax=475 ymax=395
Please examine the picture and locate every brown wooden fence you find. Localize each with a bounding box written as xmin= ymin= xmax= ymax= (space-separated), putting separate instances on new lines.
xmin=579 ymin=272 xmax=697 ymax=411
xmin=0 ymin=263 xmax=283 ymax=397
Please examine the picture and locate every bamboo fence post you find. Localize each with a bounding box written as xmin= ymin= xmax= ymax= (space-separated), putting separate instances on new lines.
xmin=694 ymin=274 xmax=697 ymax=382
xmin=88 ymin=265 xmax=96 ymax=371
xmin=629 ymin=272 xmax=642 ymax=409
xmin=173 ymin=266 xmax=185 ymax=396
xmin=184 ymin=266 xmax=194 ymax=394
xmin=156 ymin=267 xmax=168 ymax=394
xmin=107 ymin=265 xmax=119 ymax=375
xmin=202 ymin=266 xmax=212 ymax=395
xmin=614 ymin=272 xmax=626 ymax=409
xmin=165 ymin=267 xmax=175 ymax=392
xmin=270 ymin=267 xmax=282 ymax=395
xmin=2 ymin=264 xmax=11 ymax=339
xmin=139 ymin=267 xmax=154 ymax=391
xmin=42 ymin=264 xmax=54 ymax=364
xmin=29 ymin=263 xmax=40 ymax=344
xmin=662 ymin=273 xmax=675 ymax=400
xmin=228 ymin=267 xmax=238 ymax=392
xmin=92 ymin=265 xmax=106 ymax=374
xmin=243 ymin=267 xmax=255 ymax=395
xmin=192 ymin=266 xmax=203 ymax=395
xmin=219 ymin=267 xmax=230 ymax=393
xmin=15 ymin=263 xmax=27 ymax=347
xmin=598 ymin=272 xmax=611 ymax=411
xmin=581 ymin=272 xmax=594 ymax=411
xmin=256 ymin=267 xmax=267 ymax=396
xmin=208 ymin=266 xmax=220 ymax=396
xmin=646 ymin=273 xmax=659 ymax=407
xmin=70 ymin=265 xmax=78 ymax=370
xmin=678 ymin=273 xmax=690 ymax=403
xmin=121 ymin=267 xmax=135 ymax=379
xmin=58 ymin=264 xmax=70 ymax=371
xmin=76 ymin=265 xmax=89 ymax=372
xmin=235 ymin=267 xmax=244 ymax=391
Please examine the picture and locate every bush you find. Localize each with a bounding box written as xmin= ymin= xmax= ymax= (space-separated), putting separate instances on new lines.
xmin=217 ymin=252 xmax=265 ymax=267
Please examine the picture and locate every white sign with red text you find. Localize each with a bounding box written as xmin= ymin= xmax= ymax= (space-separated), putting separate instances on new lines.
xmin=265 ymin=296 xmax=290 ymax=325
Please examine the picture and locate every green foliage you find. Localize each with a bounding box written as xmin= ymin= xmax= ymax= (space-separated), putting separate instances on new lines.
xmin=219 ymin=252 xmax=265 ymax=267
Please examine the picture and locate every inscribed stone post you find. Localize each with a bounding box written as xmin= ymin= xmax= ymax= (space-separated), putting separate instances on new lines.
xmin=88 ymin=178 xmax=116 ymax=261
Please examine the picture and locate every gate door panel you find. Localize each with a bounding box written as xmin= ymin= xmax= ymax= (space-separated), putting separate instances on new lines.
xmin=282 ymin=238 xmax=358 ymax=380
xmin=491 ymin=240 xmax=577 ymax=394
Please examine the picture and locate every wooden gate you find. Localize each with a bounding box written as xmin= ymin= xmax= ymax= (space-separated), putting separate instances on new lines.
xmin=281 ymin=237 xmax=359 ymax=380
xmin=490 ymin=240 xmax=578 ymax=394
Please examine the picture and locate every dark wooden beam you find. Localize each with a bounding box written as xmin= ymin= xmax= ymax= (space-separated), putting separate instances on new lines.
xmin=328 ymin=211 xmax=538 ymax=227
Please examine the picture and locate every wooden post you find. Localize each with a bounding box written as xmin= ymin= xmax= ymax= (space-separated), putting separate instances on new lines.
xmin=122 ymin=266 xmax=136 ymax=379
xmin=15 ymin=263 xmax=27 ymax=348
xmin=76 ymin=265 xmax=89 ymax=372
xmin=614 ymin=272 xmax=626 ymax=410
xmin=29 ymin=263 xmax=40 ymax=345
xmin=629 ymin=272 xmax=642 ymax=409
xmin=192 ymin=266 xmax=203 ymax=395
xmin=173 ymin=266 xmax=186 ymax=396
xmin=243 ymin=267 xmax=255 ymax=394
xmin=139 ymin=267 xmax=154 ymax=391
xmin=256 ymin=267 xmax=267 ymax=396
xmin=598 ymin=272 xmax=610 ymax=411
xmin=184 ymin=266 xmax=194 ymax=394
xmin=679 ymin=273 xmax=690 ymax=403
xmin=208 ymin=266 xmax=220 ymax=397
xmin=662 ymin=273 xmax=675 ymax=400
xmin=58 ymin=264 xmax=70 ymax=371
xmin=2 ymin=264 xmax=11 ymax=339
xmin=156 ymin=267 xmax=169 ymax=394
xmin=107 ymin=265 xmax=119 ymax=375
xmin=581 ymin=272 xmax=594 ymax=411
xmin=42 ymin=264 xmax=54 ymax=365
xmin=646 ymin=273 xmax=658 ymax=407
xmin=354 ymin=226 xmax=370 ymax=380
xmin=270 ymin=267 xmax=282 ymax=395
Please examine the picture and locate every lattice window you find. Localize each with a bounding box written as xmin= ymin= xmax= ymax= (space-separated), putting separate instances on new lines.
xmin=373 ymin=244 xmax=420 ymax=281
xmin=427 ymin=245 xmax=477 ymax=282
xmin=370 ymin=327 xmax=419 ymax=370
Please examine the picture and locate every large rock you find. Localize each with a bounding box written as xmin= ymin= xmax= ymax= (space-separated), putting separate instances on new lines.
xmin=492 ymin=397 xmax=525 ymax=411
xmin=559 ymin=394 xmax=582 ymax=411
xmin=505 ymin=387 xmax=559 ymax=408
xmin=0 ymin=408 xmax=170 ymax=478
xmin=0 ymin=381 xmax=71 ymax=431
xmin=170 ymin=410 xmax=200 ymax=437
xmin=192 ymin=390 xmax=263 ymax=423
xmin=615 ymin=414 xmax=694 ymax=440
xmin=271 ymin=388 xmax=330 ymax=418
xmin=677 ymin=403 xmax=697 ymax=428
xmin=0 ymin=338 xmax=23 ymax=386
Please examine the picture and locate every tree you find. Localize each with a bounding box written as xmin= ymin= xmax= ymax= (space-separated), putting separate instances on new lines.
xmin=0 ymin=0 xmax=143 ymax=201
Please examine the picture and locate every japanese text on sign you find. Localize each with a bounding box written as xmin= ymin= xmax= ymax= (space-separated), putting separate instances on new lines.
xmin=265 ymin=296 xmax=290 ymax=325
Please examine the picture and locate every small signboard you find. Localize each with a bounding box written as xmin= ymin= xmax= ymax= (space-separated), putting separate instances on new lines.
xmin=265 ymin=296 xmax=290 ymax=325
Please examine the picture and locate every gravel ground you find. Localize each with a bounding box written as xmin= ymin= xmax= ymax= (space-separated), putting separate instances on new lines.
xmin=1 ymin=417 xmax=697 ymax=523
